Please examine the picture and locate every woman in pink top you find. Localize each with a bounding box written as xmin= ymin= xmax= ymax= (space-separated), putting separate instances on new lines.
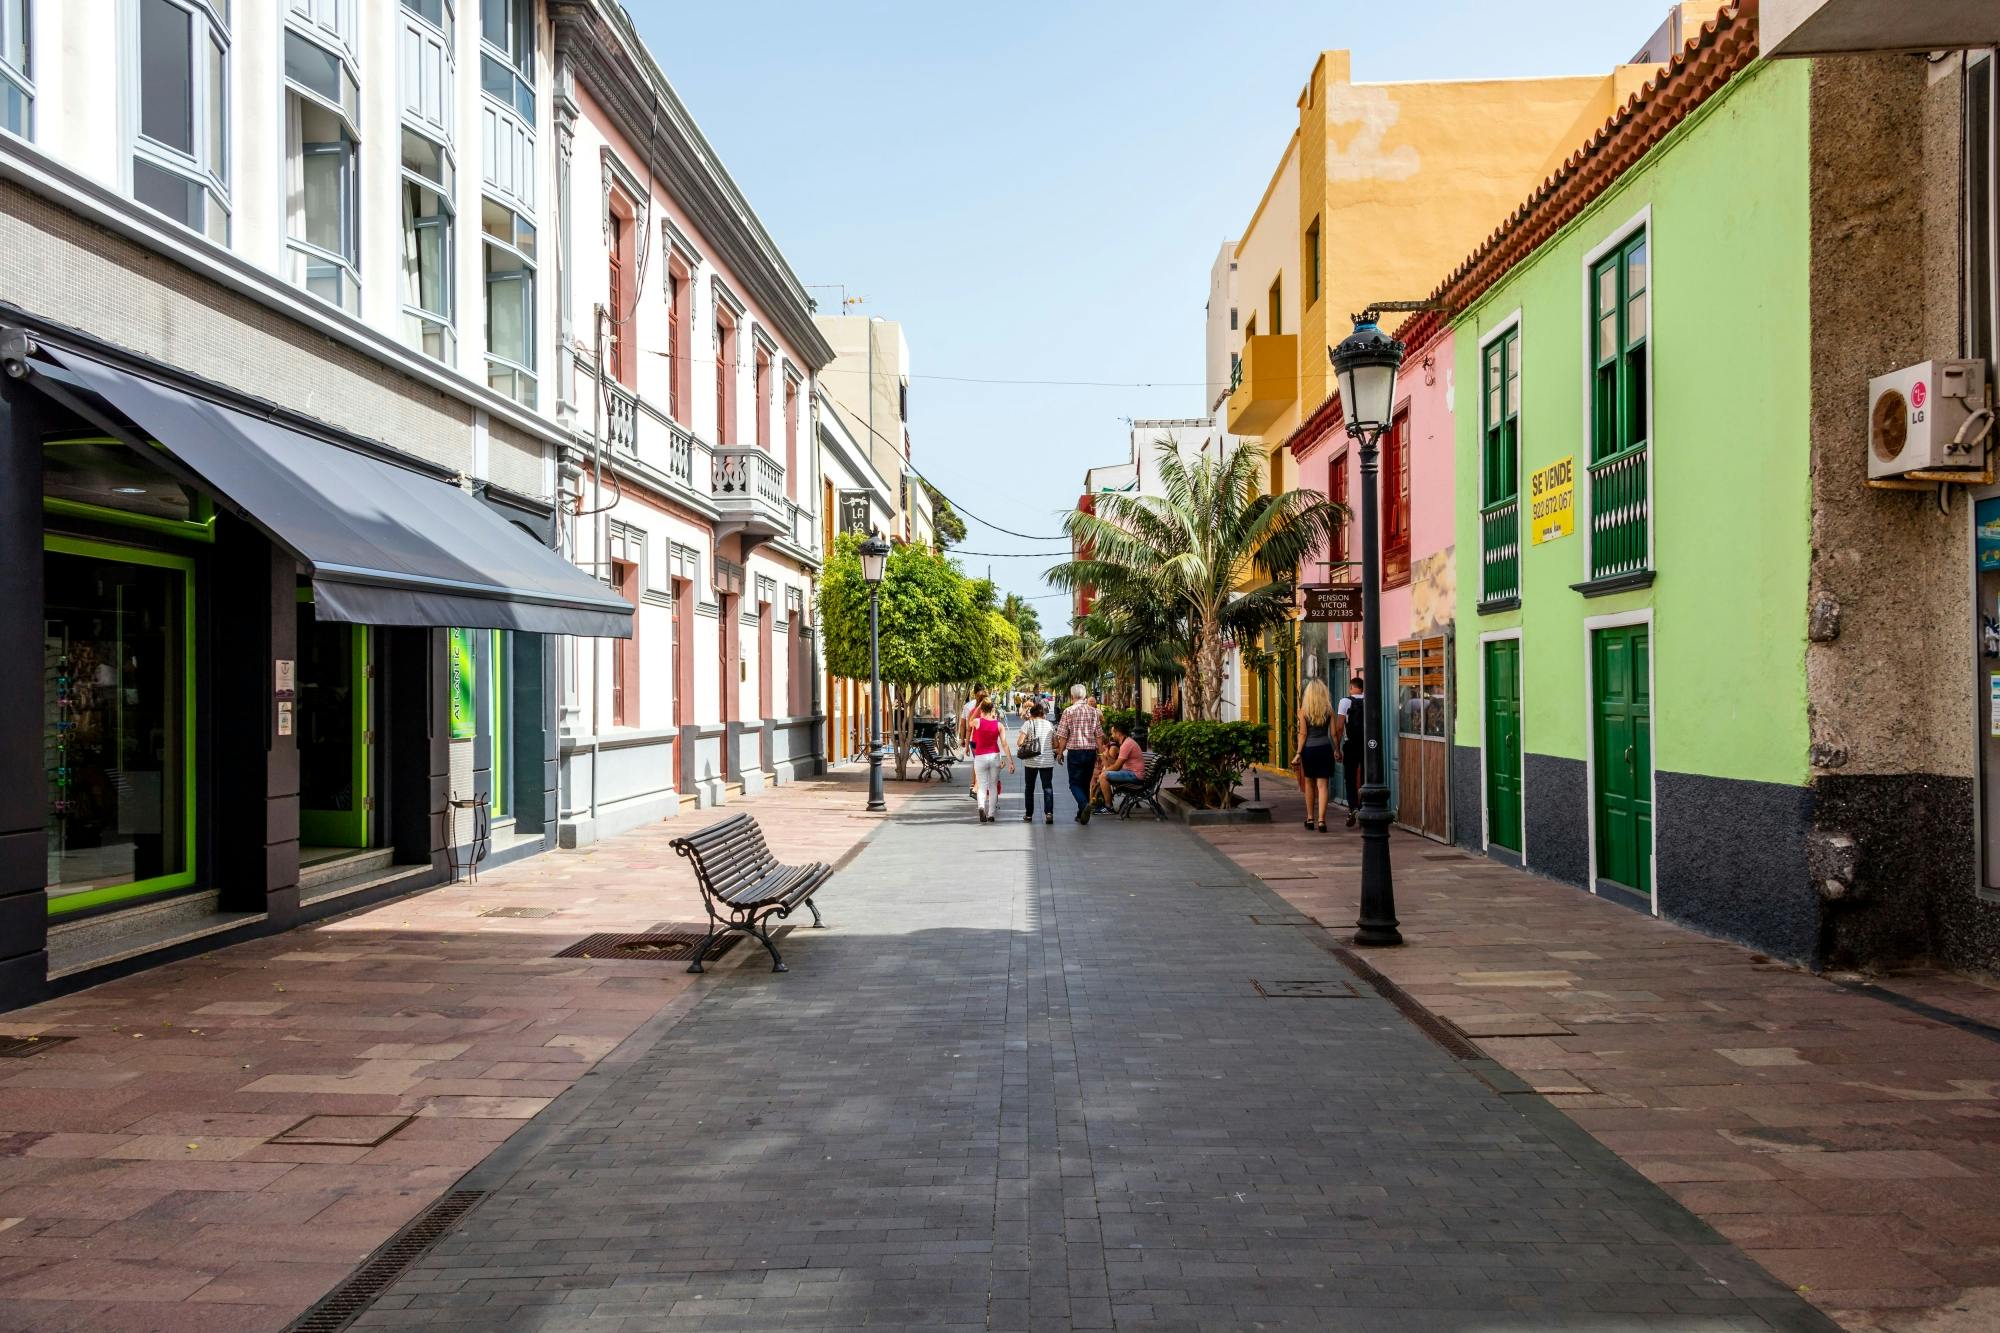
xmin=969 ymin=699 xmax=1015 ymax=824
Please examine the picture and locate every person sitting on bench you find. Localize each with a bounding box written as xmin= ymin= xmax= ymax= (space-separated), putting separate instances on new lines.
xmin=1101 ymin=721 xmax=1147 ymax=803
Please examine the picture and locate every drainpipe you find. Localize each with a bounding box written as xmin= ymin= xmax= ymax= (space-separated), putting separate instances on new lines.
xmin=590 ymin=305 xmax=606 ymax=832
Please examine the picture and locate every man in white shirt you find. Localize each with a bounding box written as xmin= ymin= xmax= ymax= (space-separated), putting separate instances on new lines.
xmin=1335 ymin=674 xmax=1366 ymax=827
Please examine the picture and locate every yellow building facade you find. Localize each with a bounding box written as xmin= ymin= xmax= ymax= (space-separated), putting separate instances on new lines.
xmin=1222 ymin=48 xmax=1666 ymax=770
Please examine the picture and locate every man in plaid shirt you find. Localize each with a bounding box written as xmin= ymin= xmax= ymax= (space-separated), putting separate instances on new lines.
xmin=1053 ymin=684 xmax=1103 ymax=824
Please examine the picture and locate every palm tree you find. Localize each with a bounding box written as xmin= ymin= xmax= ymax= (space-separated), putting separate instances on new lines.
xmin=1048 ymin=438 xmax=1341 ymax=721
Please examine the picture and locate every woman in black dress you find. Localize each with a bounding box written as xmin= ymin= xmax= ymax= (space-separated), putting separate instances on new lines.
xmin=1295 ymin=679 xmax=1337 ymax=832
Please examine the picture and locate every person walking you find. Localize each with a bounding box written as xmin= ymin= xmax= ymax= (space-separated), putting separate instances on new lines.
xmin=1016 ymin=701 xmax=1057 ymax=824
xmin=959 ymin=688 xmax=988 ymax=800
xmin=968 ymin=698 xmax=1013 ymax=823
xmin=1294 ymin=679 xmax=1337 ymax=832
xmin=1336 ymin=673 xmax=1366 ymax=827
xmin=1052 ymin=684 xmax=1103 ymax=825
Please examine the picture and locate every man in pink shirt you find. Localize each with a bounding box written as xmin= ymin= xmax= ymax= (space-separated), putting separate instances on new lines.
xmin=1101 ymin=720 xmax=1147 ymax=805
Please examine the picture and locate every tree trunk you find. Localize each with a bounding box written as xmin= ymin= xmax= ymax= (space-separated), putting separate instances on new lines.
xmin=890 ymin=683 xmax=914 ymax=780
xmin=1188 ymin=615 xmax=1225 ymax=721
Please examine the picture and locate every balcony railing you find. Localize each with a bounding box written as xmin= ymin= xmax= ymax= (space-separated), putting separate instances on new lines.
xmin=711 ymin=444 xmax=789 ymax=535
xmin=1588 ymin=443 xmax=1649 ymax=580
xmin=605 ymin=381 xmax=637 ymax=455
xmin=1480 ymin=497 xmax=1520 ymax=605
xmin=666 ymin=421 xmax=694 ymax=488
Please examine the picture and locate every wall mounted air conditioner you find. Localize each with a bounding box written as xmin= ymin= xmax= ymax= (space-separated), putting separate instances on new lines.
xmin=1866 ymin=360 xmax=1989 ymax=480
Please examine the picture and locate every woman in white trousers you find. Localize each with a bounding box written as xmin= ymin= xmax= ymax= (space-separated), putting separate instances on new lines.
xmin=967 ymin=698 xmax=1014 ymax=823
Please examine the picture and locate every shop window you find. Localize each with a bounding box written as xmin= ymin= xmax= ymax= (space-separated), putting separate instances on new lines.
xmin=484 ymin=197 xmax=537 ymax=406
xmin=489 ymin=628 xmax=511 ymax=819
xmin=43 ymin=540 xmax=194 ymax=913
xmin=401 ymin=129 xmax=455 ymax=363
xmin=2 ymin=0 xmax=31 ymax=139
xmin=132 ymin=0 xmax=229 ymax=243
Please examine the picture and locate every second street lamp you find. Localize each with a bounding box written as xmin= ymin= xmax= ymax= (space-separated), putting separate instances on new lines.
xmin=859 ymin=535 xmax=891 ymax=813
xmin=1330 ymin=314 xmax=1405 ymax=948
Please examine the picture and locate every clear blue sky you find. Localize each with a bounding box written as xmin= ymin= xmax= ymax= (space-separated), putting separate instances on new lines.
xmin=629 ymin=1 xmax=1671 ymax=619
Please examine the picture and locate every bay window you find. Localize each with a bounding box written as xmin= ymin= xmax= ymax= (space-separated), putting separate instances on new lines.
xmin=484 ymin=198 xmax=537 ymax=407
xmin=131 ymin=0 xmax=229 ymax=243
xmin=284 ymin=25 xmax=360 ymax=313
xmin=401 ymin=130 xmax=455 ymax=362
xmin=2 ymin=0 xmax=29 ymax=138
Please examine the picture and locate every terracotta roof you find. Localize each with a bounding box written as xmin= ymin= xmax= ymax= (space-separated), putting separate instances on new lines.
xmin=1395 ymin=0 xmax=1758 ymax=352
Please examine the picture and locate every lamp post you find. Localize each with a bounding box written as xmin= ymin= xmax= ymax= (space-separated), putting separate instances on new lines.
xmin=1330 ymin=315 xmax=1406 ymax=947
xmin=859 ymin=535 xmax=891 ymax=813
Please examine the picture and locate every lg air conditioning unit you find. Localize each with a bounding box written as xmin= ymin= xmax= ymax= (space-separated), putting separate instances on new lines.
xmin=1866 ymin=360 xmax=1989 ymax=480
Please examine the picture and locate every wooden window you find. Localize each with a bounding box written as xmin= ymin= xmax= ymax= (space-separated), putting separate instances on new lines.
xmin=1589 ymin=230 xmax=1649 ymax=464
xmin=605 ymin=194 xmax=634 ymax=388
xmin=1330 ymin=449 xmax=1350 ymax=580
xmin=1482 ymin=327 xmax=1520 ymax=505
xmin=714 ymin=314 xmax=734 ymax=444
xmin=665 ymin=263 xmax=686 ymax=421
xmin=754 ymin=347 xmax=771 ymax=448
xmin=610 ymin=558 xmax=638 ymax=725
xmin=1305 ymin=218 xmax=1321 ymax=306
xmin=1268 ymin=276 xmax=1282 ymax=337
xmin=784 ymin=376 xmax=799 ymax=496
xmin=1382 ymin=409 xmax=1411 ymax=589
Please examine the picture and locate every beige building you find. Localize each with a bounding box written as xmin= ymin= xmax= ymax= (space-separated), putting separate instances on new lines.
xmin=814 ymin=314 xmax=932 ymax=547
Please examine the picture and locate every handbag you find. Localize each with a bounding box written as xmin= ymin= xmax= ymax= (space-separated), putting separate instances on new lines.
xmin=1016 ymin=721 xmax=1044 ymax=760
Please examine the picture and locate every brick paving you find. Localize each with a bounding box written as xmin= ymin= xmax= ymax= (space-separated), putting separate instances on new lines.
xmin=0 ymin=770 xmax=909 ymax=1332
xmin=1200 ymin=776 xmax=2000 ymax=1333
xmin=351 ymin=782 xmax=1828 ymax=1331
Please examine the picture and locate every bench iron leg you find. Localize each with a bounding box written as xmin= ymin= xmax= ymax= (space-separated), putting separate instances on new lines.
xmin=747 ymin=919 xmax=787 ymax=973
xmin=686 ymin=926 xmax=722 ymax=974
xmin=806 ymin=896 xmax=825 ymax=928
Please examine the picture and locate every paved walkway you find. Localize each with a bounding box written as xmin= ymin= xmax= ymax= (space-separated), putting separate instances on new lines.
xmin=352 ymin=783 xmax=1826 ymax=1331
xmin=0 ymin=770 xmax=910 ymax=1332
xmin=1202 ymin=777 xmax=2000 ymax=1333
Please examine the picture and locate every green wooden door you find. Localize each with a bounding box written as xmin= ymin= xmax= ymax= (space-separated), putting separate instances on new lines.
xmin=1591 ymin=625 xmax=1652 ymax=900
xmin=1483 ymin=639 xmax=1522 ymax=853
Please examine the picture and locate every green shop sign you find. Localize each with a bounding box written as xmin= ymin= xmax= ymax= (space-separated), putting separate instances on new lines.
xmin=448 ymin=628 xmax=476 ymax=739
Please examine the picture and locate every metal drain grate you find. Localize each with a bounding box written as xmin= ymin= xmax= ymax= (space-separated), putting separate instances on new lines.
xmin=554 ymin=931 xmax=741 ymax=961
xmin=1253 ymin=979 xmax=1358 ymax=998
xmin=1330 ymin=947 xmax=1484 ymax=1059
xmin=0 ymin=1035 xmax=71 ymax=1058
xmin=286 ymin=1189 xmax=487 ymax=1332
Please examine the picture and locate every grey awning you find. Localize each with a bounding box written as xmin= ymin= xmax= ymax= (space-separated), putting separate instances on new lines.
xmin=31 ymin=346 xmax=631 ymax=638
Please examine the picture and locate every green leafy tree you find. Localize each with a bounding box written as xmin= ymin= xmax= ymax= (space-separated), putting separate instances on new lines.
xmin=922 ymin=480 xmax=968 ymax=549
xmin=999 ymin=593 xmax=1045 ymax=661
xmin=820 ymin=532 xmax=1002 ymax=778
xmin=1048 ymin=438 xmax=1342 ymax=721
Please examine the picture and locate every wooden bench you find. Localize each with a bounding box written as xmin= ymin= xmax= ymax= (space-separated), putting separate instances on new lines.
xmin=1111 ymin=751 xmax=1169 ymax=821
xmin=668 ymin=814 xmax=831 ymax=974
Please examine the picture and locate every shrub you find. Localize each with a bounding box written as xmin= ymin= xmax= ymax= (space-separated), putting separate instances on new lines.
xmin=1148 ymin=720 xmax=1268 ymax=810
xmin=1100 ymin=707 xmax=1142 ymax=739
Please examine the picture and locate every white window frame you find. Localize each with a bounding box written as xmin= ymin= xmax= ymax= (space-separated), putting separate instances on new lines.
xmin=287 ymin=0 xmax=356 ymax=60
xmin=400 ymin=0 xmax=456 ymax=364
xmin=1 ymin=0 xmax=33 ymax=140
xmin=399 ymin=0 xmax=454 ymax=142
xmin=401 ymin=129 xmax=456 ymax=364
xmin=1577 ymin=205 xmax=1654 ymax=584
xmin=484 ymin=199 xmax=537 ymax=408
xmin=1581 ymin=608 xmax=1658 ymax=918
xmin=478 ymin=0 xmax=535 ymax=213
xmin=126 ymin=0 xmax=231 ymax=243
xmin=282 ymin=19 xmax=361 ymax=314
xmin=1476 ymin=626 xmax=1526 ymax=866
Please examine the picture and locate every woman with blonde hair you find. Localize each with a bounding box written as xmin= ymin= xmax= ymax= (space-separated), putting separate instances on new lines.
xmin=1294 ymin=678 xmax=1337 ymax=832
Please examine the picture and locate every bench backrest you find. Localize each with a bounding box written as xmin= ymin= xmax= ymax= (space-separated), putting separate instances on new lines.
xmin=670 ymin=814 xmax=778 ymax=898
xmin=1137 ymin=752 xmax=1166 ymax=792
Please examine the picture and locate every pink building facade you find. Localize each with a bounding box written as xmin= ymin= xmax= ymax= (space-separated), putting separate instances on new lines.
xmin=1290 ymin=325 xmax=1457 ymax=838
xmin=551 ymin=0 xmax=833 ymax=842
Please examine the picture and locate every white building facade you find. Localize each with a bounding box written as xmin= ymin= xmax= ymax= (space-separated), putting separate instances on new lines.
xmin=0 ymin=0 xmax=636 ymax=1009
xmin=548 ymin=0 xmax=831 ymax=840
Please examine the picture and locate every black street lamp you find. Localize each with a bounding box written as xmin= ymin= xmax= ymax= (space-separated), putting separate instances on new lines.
xmin=859 ymin=535 xmax=892 ymax=813
xmin=1330 ymin=315 xmax=1405 ymax=948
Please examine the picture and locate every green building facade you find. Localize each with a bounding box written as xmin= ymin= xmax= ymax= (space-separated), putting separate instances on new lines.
xmin=1443 ymin=44 xmax=1826 ymax=958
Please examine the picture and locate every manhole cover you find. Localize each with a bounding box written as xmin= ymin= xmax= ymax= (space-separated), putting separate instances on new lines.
xmin=1249 ymin=913 xmax=1323 ymax=927
xmin=0 ymin=1035 xmax=71 ymax=1058
xmin=555 ymin=931 xmax=741 ymax=961
xmin=1253 ymin=979 xmax=1359 ymax=998
xmin=273 ymin=1114 xmax=413 ymax=1147
xmin=480 ymin=905 xmax=559 ymax=918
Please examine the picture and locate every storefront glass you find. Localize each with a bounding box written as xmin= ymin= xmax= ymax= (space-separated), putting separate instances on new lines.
xmin=42 ymin=539 xmax=194 ymax=911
